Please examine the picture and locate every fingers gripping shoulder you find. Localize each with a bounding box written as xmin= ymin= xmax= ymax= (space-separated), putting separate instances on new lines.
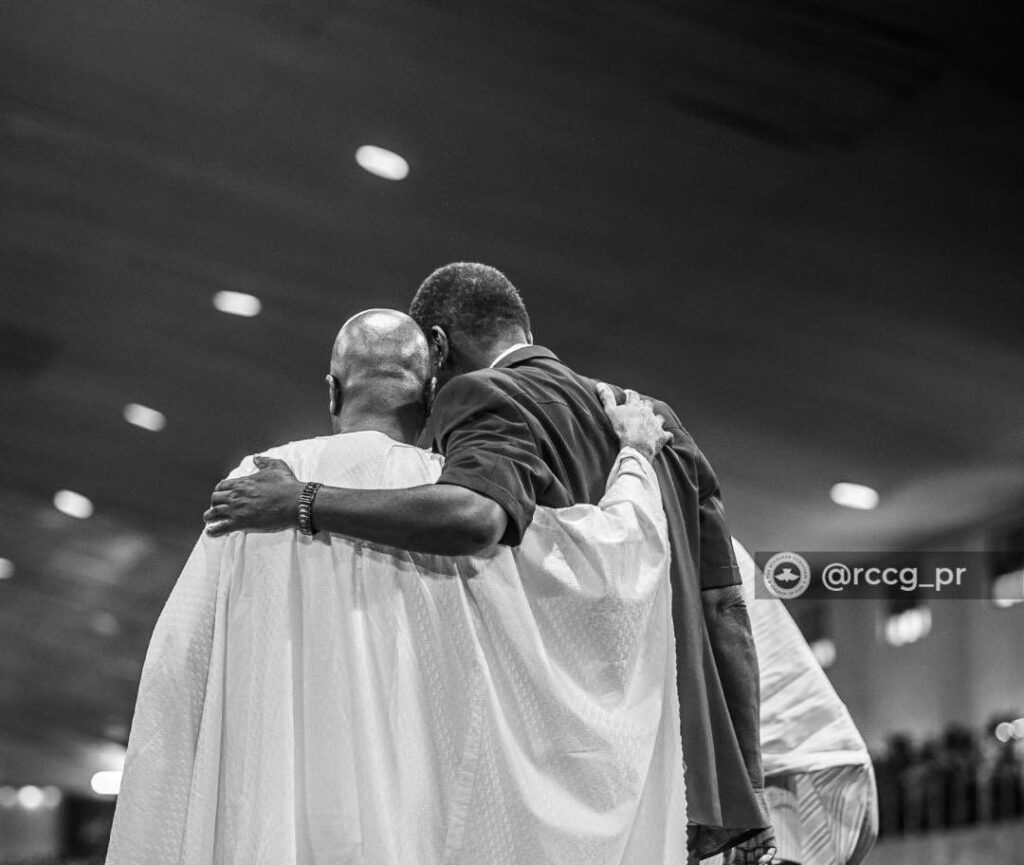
xmin=227 ymin=443 xmax=296 ymax=480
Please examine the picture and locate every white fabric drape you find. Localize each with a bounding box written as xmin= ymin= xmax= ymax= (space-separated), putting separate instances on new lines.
xmin=724 ymin=539 xmax=877 ymax=865
xmin=105 ymin=432 xmax=685 ymax=865
xmin=732 ymin=539 xmax=871 ymax=778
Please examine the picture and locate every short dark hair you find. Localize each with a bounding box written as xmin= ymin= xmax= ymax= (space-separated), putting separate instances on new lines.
xmin=409 ymin=262 xmax=530 ymax=345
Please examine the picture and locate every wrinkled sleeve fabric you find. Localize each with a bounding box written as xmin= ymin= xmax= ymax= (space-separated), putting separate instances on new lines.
xmin=431 ymin=372 xmax=556 ymax=547
xmin=548 ymin=446 xmax=669 ymax=578
xmin=597 ymin=447 xmax=667 ymax=539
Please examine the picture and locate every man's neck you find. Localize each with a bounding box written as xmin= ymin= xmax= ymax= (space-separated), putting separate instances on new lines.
xmin=441 ymin=331 xmax=531 ymax=384
xmin=331 ymin=411 xmax=420 ymax=446
xmin=487 ymin=341 xmax=532 ymax=369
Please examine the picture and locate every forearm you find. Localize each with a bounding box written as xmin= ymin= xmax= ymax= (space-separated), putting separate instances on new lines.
xmin=702 ymin=585 xmax=766 ymax=791
xmin=311 ymin=482 xmax=507 ymax=555
xmin=599 ymin=447 xmax=665 ymax=530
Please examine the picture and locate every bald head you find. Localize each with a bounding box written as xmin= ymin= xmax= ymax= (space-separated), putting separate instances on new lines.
xmin=327 ymin=309 xmax=431 ymax=442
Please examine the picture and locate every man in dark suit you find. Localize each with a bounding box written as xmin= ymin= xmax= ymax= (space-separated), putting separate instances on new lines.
xmin=205 ymin=263 xmax=773 ymax=863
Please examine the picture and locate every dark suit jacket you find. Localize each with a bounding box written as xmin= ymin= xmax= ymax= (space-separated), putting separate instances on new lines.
xmin=428 ymin=345 xmax=769 ymax=858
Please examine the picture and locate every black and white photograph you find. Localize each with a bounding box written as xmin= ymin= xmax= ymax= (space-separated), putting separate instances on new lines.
xmin=1 ymin=1 xmax=1022 ymax=864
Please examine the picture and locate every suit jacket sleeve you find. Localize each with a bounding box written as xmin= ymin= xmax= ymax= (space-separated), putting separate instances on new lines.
xmin=697 ymin=460 xmax=744 ymax=589
xmin=647 ymin=396 xmax=769 ymax=854
xmin=430 ymin=373 xmax=556 ymax=547
xmin=652 ymin=399 xmax=741 ymax=589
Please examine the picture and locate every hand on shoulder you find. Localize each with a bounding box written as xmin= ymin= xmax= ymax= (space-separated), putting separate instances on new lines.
xmin=595 ymin=383 xmax=673 ymax=463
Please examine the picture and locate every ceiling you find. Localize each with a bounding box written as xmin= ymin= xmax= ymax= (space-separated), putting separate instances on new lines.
xmin=1 ymin=0 xmax=1022 ymax=787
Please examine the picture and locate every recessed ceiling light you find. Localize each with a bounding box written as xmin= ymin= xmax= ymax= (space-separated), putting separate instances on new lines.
xmin=90 ymin=770 xmax=122 ymax=796
xmin=355 ymin=145 xmax=409 ymax=181
xmin=829 ymin=482 xmax=879 ymax=510
xmin=54 ymin=489 xmax=94 ymax=519
xmin=17 ymin=786 xmax=44 ymax=810
xmin=213 ymin=290 xmax=261 ymax=317
xmin=992 ymin=569 xmax=1024 ymax=608
xmin=883 ymin=606 xmax=931 ymax=647
xmin=123 ymin=403 xmax=166 ymax=432
xmin=0 ymin=558 xmax=13 ymax=580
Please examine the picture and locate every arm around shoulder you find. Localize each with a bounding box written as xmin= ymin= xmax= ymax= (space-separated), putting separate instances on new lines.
xmin=311 ymin=482 xmax=508 ymax=556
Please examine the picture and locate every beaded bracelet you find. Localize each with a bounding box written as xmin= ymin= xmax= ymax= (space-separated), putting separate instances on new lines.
xmin=297 ymin=481 xmax=322 ymax=536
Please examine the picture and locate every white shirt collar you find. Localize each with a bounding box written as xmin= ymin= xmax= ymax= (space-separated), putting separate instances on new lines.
xmin=488 ymin=343 xmax=532 ymax=369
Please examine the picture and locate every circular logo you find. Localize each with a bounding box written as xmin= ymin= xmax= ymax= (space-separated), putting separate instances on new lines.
xmin=763 ymin=552 xmax=812 ymax=599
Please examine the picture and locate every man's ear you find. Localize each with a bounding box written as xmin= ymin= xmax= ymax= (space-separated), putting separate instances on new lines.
xmin=325 ymin=374 xmax=341 ymax=416
xmin=429 ymin=326 xmax=450 ymax=371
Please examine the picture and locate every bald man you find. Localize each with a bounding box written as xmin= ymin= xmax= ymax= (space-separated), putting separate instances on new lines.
xmin=205 ymin=267 xmax=773 ymax=863
xmin=106 ymin=310 xmax=685 ymax=865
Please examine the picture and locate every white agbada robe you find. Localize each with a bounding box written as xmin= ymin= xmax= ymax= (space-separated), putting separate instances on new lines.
xmin=105 ymin=430 xmax=687 ymax=865
xmin=720 ymin=540 xmax=877 ymax=865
